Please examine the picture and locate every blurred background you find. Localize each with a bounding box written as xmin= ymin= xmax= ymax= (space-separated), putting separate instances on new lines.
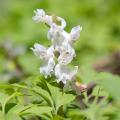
xmin=0 ymin=0 xmax=120 ymax=83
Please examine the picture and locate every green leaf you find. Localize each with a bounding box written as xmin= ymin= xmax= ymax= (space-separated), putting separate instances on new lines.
xmin=20 ymin=106 xmax=52 ymax=117
xmin=7 ymin=104 xmax=32 ymax=114
xmin=7 ymin=104 xmax=52 ymax=119
xmin=47 ymin=83 xmax=75 ymax=113
xmin=33 ymin=86 xmax=53 ymax=106
xmin=12 ymin=83 xmax=54 ymax=106
xmin=6 ymin=113 xmax=22 ymax=120
xmin=0 ymin=92 xmax=18 ymax=115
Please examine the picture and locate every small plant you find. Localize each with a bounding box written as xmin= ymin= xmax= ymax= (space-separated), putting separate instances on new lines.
xmin=0 ymin=9 xmax=120 ymax=120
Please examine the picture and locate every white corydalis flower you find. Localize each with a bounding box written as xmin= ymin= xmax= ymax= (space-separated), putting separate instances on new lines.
xmin=31 ymin=43 xmax=55 ymax=77
xmin=32 ymin=9 xmax=46 ymax=22
xmin=62 ymin=25 xmax=82 ymax=45
xmin=32 ymin=9 xmax=66 ymax=28
xmin=31 ymin=43 xmax=54 ymax=59
xmin=48 ymin=28 xmax=75 ymax=65
xmin=32 ymin=9 xmax=82 ymax=84
xmin=47 ymin=23 xmax=64 ymax=41
xmin=58 ymin=44 xmax=76 ymax=65
xmin=31 ymin=43 xmax=47 ymax=59
xmin=55 ymin=64 xmax=78 ymax=84
xmin=47 ymin=23 xmax=65 ymax=51
xmin=32 ymin=9 xmax=52 ymax=25
xmin=40 ymin=57 xmax=55 ymax=78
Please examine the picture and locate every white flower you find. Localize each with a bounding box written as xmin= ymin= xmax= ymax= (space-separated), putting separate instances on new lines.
xmin=47 ymin=23 xmax=63 ymax=40
xmin=31 ymin=43 xmax=47 ymax=59
xmin=70 ymin=25 xmax=82 ymax=43
xmin=55 ymin=64 xmax=78 ymax=84
xmin=31 ymin=43 xmax=54 ymax=60
xmin=47 ymin=25 xmax=78 ymax=65
xmin=32 ymin=9 xmax=46 ymax=22
xmin=47 ymin=23 xmax=65 ymax=49
xmin=31 ymin=43 xmax=55 ymax=78
xmin=40 ymin=57 xmax=55 ymax=78
xmin=32 ymin=9 xmax=82 ymax=83
xmin=32 ymin=9 xmax=52 ymax=25
xmin=32 ymin=9 xmax=67 ymax=27
xmin=58 ymin=43 xmax=76 ymax=65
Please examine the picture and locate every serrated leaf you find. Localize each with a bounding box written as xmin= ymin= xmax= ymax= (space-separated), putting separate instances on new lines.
xmin=33 ymin=86 xmax=53 ymax=106
xmin=47 ymin=83 xmax=75 ymax=113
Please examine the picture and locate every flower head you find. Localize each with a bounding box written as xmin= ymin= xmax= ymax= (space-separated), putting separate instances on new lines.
xmin=32 ymin=9 xmax=82 ymax=84
xmin=31 ymin=43 xmax=55 ymax=78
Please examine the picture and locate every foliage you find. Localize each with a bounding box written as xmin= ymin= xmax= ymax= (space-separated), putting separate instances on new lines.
xmin=0 ymin=68 xmax=120 ymax=120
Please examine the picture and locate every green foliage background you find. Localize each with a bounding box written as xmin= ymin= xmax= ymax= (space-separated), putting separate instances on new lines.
xmin=0 ymin=0 xmax=120 ymax=120
xmin=0 ymin=0 xmax=120 ymax=81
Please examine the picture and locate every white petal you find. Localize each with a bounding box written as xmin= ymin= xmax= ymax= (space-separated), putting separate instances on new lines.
xmin=36 ymin=9 xmax=45 ymax=16
xmin=40 ymin=57 xmax=55 ymax=78
xmin=55 ymin=64 xmax=78 ymax=84
xmin=31 ymin=43 xmax=54 ymax=60
xmin=32 ymin=9 xmax=46 ymax=23
xmin=48 ymin=23 xmax=63 ymax=39
xmin=47 ymin=46 xmax=55 ymax=57
xmin=70 ymin=25 xmax=82 ymax=42
xmin=32 ymin=9 xmax=66 ymax=28
xmin=55 ymin=64 xmax=61 ymax=78
xmin=58 ymin=44 xmax=75 ymax=65
xmin=45 ymin=15 xmax=53 ymax=26
xmin=47 ymin=23 xmax=64 ymax=48
xmin=31 ymin=43 xmax=47 ymax=59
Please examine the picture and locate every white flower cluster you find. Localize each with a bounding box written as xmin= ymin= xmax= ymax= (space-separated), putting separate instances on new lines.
xmin=32 ymin=9 xmax=82 ymax=84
